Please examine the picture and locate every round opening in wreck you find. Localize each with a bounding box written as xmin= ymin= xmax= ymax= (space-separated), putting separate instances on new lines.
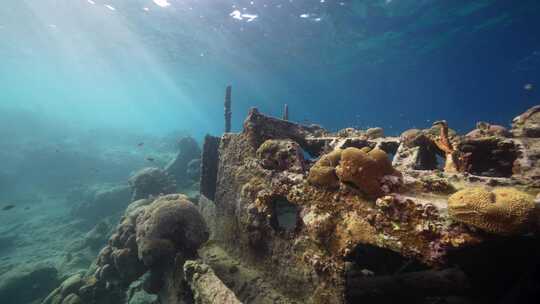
xmin=269 ymin=196 xmax=300 ymax=233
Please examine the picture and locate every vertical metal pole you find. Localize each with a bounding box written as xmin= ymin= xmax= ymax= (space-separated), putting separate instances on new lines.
xmin=224 ymin=86 xmax=232 ymax=133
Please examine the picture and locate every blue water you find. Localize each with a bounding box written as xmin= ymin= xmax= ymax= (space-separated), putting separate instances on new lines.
xmin=1 ymin=1 xmax=540 ymax=303
xmin=2 ymin=0 xmax=539 ymax=137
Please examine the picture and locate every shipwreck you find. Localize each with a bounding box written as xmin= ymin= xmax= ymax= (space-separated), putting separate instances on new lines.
xmin=43 ymin=96 xmax=540 ymax=304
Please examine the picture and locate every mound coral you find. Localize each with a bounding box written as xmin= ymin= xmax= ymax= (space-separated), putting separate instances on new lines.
xmin=136 ymin=194 xmax=209 ymax=266
xmin=448 ymin=187 xmax=536 ymax=235
xmin=466 ymin=121 xmax=511 ymax=138
xmin=307 ymin=149 xmax=342 ymax=188
xmin=366 ymin=127 xmax=384 ymax=139
xmin=256 ymin=139 xmax=305 ymax=172
xmin=335 ymin=147 xmax=401 ymax=197
xmin=45 ymin=194 xmax=210 ymax=304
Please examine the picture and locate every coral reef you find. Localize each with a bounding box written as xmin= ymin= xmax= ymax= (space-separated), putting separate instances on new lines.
xmin=448 ymin=187 xmax=537 ymax=235
xmin=394 ymin=113 xmax=540 ymax=183
xmin=456 ymin=137 xmax=518 ymax=177
xmin=256 ymin=139 xmax=305 ymax=172
xmin=512 ymin=105 xmax=540 ymax=137
xmin=308 ymin=149 xmax=342 ymax=188
xmin=335 ymin=147 xmax=401 ymax=197
xmin=366 ymin=127 xmax=384 ymax=139
xmin=466 ymin=121 xmax=511 ymax=138
xmin=88 ymin=199 xmax=146 ymax=302
xmin=37 ymin=104 xmax=540 ymax=304
xmin=194 ymin=105 xmax=540 ymax=304
xmin=128 ymin=168 xmax=176 ymax=201
xmin=43 ymin=194 xmax=209 ymax=304
xmin=42 ymin=273 xmax=84 ymax=304
xmin=0 ymin=127 xmax=210 ymax=304
xmin=431 ymin=120 xmax=460 ymax=173
xmin=136 ymin=194 xmax=209 ymax=265
xmin=308 ymin=146 xmax=401 ymax=197
xmin=394 ymin=129 xmax=440 ymax=171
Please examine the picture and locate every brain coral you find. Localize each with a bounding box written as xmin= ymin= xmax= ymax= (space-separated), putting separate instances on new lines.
xmin=307 ymin=149 xmax=343 ymax=188
xmin=335 ymin=147 xmax=400 ymax=197
xmin=448 ymin=187 xmax=536 ymax=235
xmin=136 ymin=194 xmax=209 ymax=267
xmin=256 ymin=139 xmax=305 ymax=172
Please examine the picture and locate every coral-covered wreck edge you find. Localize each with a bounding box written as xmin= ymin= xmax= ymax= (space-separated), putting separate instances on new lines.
xmin=42 ymin=105 xmax=540 ymax=304
xmin=199 ymin=105 xmax=540 ymax=303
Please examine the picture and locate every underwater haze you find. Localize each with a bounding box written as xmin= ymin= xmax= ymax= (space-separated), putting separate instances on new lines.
xmin=2 ymin=0 xmax=539 ymax=134
xmin=1 ymin=1 xmax=540 ymax=304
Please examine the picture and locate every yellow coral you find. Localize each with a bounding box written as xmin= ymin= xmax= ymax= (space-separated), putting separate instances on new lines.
xmin=360 ymin=146 xmax=372 ymax=153
xmin=307 ymin=149 xmax=342 ymax=188
xmin=335 ymin=147 xmax=398 ymax=197
xmin=367 ymin=147 xmax=395 ymax=175
xmin=308 ymin=147 xmax=400 ymax=196
xmin=448 ymin=187 xmax=536 ymax=235
xmin=332 ymin=211 xmax=377 ymax=256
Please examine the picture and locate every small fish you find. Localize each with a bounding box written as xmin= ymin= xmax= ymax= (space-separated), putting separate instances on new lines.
xmin=524 ymin=83 xmax=534 ymax=91
xmin=146 ymin=157 xmax=155 ymax=162
xmin=137 ymin=142 xmax=144 ymax=147
xmin=2 ymin=205 xmax=15 ymax=211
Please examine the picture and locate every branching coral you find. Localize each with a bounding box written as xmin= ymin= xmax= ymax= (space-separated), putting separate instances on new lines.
xmin=432 ymin=120 xmax=460 ymax=173
xmin=448 ymin=187 xmax=536 ymax=235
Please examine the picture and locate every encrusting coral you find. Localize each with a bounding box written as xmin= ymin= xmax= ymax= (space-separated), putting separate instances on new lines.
xmin=256 ymin=139 xmax=305 ymax=172
xmin=335 ymin=147 xmax=401 ymax=197
xmin=512 ymin=105 xmax=540 ymax=137
xmin=466 ymin=121 xmax=511 ymax=138
xmin=448 ymin=187 xmax=537 ymax=235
